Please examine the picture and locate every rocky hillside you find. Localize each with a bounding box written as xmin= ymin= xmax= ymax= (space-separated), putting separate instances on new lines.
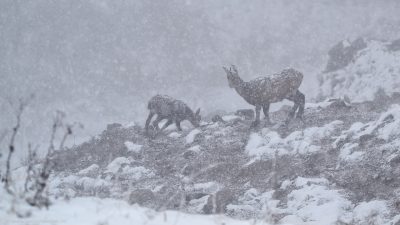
xmin=318 ymin=38 xmax=400 ymax=102
xmin=40 ymin=94 xmax=400 ymax=225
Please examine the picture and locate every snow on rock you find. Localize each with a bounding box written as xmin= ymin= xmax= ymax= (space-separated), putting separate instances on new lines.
xmin=74 ymin=177 xmax=110 ymax=192
xmin=319 ymin=39 xmax=400 ymax=102
xmin=227 ymin=189 xmax=278 ymax=219
xmin=124 ymin=141 xmax=143 ymax=153
xmin=280 ymin=180 xmax=292 ymax=190
xmin=124 ymin=121 xmax=136 ymax=127
xmin=105 ymin=157 xmax=132 ymax=173
xmin=352 ymin=201 xmax=390 ymax=225
xmin=104 ymin=157 xmax=154 ymax=181
xmin=338 ymin=143 xmax=364 ymax=162
xmin=246 ymin=120 xmax=343 ymax=159
xmin=355 ymin=104 xmax=400 ymax=141
xmin=334 ymin=104 xmax=400 ymax=163
xmin=188 ymin=145 xmax=201 ymax=152
xmin=285 ymin=177 xmax=353 ymax=225
xmin=185 ymin=129 xmax=201 ymax=144
xmin=168 ymin=132 xmax=181 ymax=138
xmin=78 ymin=164 xmax=100 ymax=176
xmin=187 ymin=195 xmax=210 ymax=213
xmin=52 ymin=175 xmax=110 ymax=194
xmin=120 ymin=166 xmax=155 ymax=180
xmin=305 ymin=97 xmax=351 ymax=110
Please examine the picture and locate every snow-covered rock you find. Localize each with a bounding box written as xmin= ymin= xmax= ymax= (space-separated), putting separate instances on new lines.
xmin=185 ymin=129 xmax=201 ymax=144
xmin=227 ymin=189 xmax=278 ymax=219
xmin=45 ymin=96 xmax=400 ymax=223
xmin=319 ymin=38 xmax=400 ymax=102
xmin=124 ymin=141 xmax=143 ymax=153
xmin=285 ymin=177 xmax=353 ymax=225
xmin=352 ymin=201 xmax=390 ymax=225
xmin=334 ymin=104 xmax=400 ymax=163
xmin=168 ymin=132 xmax=181 ymax=138
xmin=245 ymin=120 xmax=343 ymax=159
xmin=105 ymin=157 xmax=132 ymax=173
xmin=120 ymin=166 xmax=155 ymax=180
xmin=78 ymin=164 xmax=100 ymax=176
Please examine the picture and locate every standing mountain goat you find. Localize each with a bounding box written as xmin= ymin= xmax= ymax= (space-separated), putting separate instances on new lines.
xmin=145 ymin=95 xmax=201 ymax=134
xmin=223 ymin=65 xmax=305 ymax=127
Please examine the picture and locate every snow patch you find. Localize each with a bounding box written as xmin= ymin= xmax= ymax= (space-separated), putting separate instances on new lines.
xmin=120 ymin=166 xmax=155 ymax=180
xmin=246 ymin=121 xmax=343 ymax=159
xmin=286 ymin=177 xmax=353 ymax=225
xmin=124 ymin=141 xmax=143 ymax=153
xmin=352 ymin=201 xmax=390 ymax=225
xmin=168 ymin=132 xmax=181 ymax=138
xmin=227 ymin=189 xmax=278 ymax=219
xmin=0 ymin=188 xmax=275 ymax=225
xmin=105 ymin=157 xmax=132 ymax=173
xmin=188 ymin=145 xmax=201 ymax=152
xmin=185 ymin=129 xmax=201 ymax=144
xmin=78 ymin=164 xmax=100 ymax=176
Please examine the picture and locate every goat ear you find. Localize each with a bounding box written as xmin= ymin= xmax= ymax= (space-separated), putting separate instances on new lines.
xmin=222 ymin=67 xmax=229 ymax=73
xmin=195 ymin=108 xmax=200 ymax=115
xmin=231 ymin=65 xmax=238 ymax=73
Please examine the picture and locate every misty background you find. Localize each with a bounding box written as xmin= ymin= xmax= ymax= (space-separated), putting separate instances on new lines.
xmin=1 ymin=0 xmax=400 ymax=154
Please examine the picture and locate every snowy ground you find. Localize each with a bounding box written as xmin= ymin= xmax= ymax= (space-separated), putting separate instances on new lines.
xmin=0 ymin=190 xmax=275 ymax=225
xmin=3 ymin=95 xmax=399 ymax=225
xmin=3 ymin=38 xmax=400 ymax=225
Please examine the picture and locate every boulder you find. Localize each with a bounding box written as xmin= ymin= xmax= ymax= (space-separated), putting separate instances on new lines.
xmin=325 ymin=37 xmax=367 ymax=72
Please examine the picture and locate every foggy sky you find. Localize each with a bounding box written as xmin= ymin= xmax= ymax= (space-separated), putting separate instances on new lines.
xmin=1 ymin=0 xmax=400 ymax=150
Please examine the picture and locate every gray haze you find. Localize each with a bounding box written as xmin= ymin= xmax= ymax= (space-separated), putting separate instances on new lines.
xmin=1 ymin=0 xmax=400 ymax=151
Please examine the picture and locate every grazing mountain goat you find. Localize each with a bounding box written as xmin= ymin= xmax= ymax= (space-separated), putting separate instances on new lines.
xmin=145 ymin=95 xmax=201 ymax=134
xmin=223 ymin=65 xmax=305 ymax=127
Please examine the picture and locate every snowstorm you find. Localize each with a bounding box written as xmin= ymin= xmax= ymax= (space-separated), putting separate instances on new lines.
xmin=1 ymin=0 xmax=400 ymax=224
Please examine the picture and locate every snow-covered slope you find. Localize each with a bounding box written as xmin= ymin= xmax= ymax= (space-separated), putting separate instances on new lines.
xmin=21 ymin=97 xmax=398 ymax=225
xmin=4 ymin=96 xmax=400 ymax=224
xmin=318 ymin=38 xmax=400 ymax=102
xmin=0 ymin=189 xmax=274 ymax=225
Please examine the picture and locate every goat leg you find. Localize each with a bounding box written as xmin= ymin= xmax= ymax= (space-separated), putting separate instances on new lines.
xmin=175 ymin=121 xmax=182 ymax=131
xmin=251 ymin=105 xmax=261 ymax=128
xmin=262 ymin=104 xmax=274 ymax=125
xmin=152 ymin=116 xmax=163 ymax=130
xmin=145 ymin=112 xmax=155 ymax=134
xmin=296 ymin=91 xmax=305 ymax=119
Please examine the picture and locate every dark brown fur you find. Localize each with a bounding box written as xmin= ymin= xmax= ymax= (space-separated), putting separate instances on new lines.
xmin=223 ymin=65 xmax=305 ymax=127
xmin=145 ymin=95 xmax=201 ymax=134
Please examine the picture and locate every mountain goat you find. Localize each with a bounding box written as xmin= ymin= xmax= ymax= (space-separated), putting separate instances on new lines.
xmin=223 ymin=65 xmax=305 ymax=127
xmin=145 ymin=95 xmax=201 ymax=134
